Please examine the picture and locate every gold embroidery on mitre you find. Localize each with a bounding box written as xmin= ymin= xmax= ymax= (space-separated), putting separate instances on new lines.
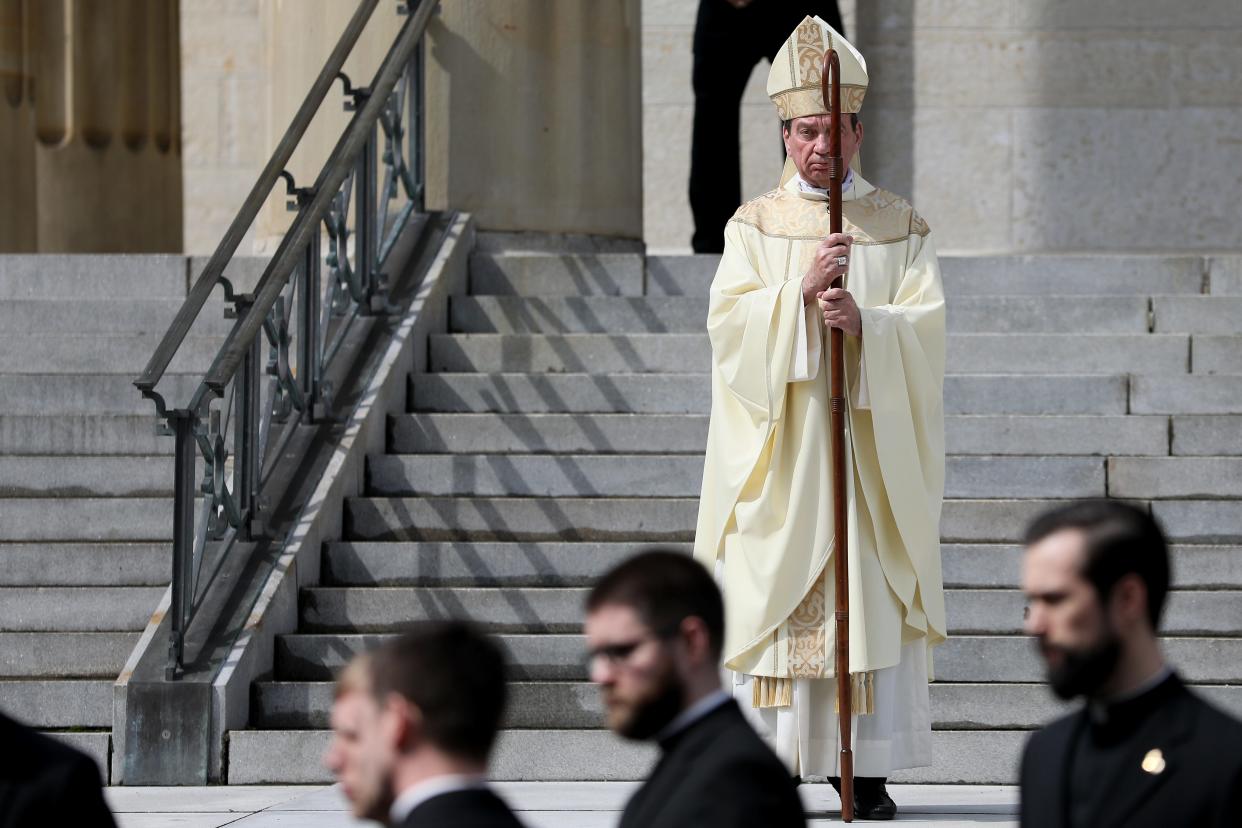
xmin=771 ymin=85 xmax=868 ymax=120
xmin=796 ymin=18 xmax=828 ymax=86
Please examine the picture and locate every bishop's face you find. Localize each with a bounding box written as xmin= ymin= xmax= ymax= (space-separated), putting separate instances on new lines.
xmin=783 ymin=114 xmax=864 ymax=190
xmin=1022 ymin=529 xmax=1123 ymax=700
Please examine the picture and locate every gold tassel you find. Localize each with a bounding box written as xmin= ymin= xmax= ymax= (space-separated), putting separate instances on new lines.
xmin=834 ymin=671 xmax=876 ymax=716
xmin=752 ymin=676 xmax=794 ymax=709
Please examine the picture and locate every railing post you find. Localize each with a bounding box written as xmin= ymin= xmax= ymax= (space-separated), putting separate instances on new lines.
xmin=357 ymin=127 xmax=380 ymax=312
xmin=409 ymin=35 xmax=425 ymax=213
xmin=234 ymin=318 xmax=261 ymax=539
xmin=300 ymin=234 xmax=326 ymax=420
xmin=168 ymin=410 xmax=198 ymax=680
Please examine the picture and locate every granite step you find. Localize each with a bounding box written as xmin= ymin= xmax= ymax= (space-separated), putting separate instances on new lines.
xmin=296 ymin=586 xmax=1242 ymax=636
xmin=366 ymin=454 xmax=1107 ymax=499
xmin=449 ymin=295 xmax=1151 ymax=335
xmin=319 ymin=542 xmax=1242 ymax=590
xmin=0 ymin=254 xmax=188 ymax=300
xmin=1130 ymin=375 xmax=1242 ymax=414
xmin=250 ymin=679 xmax=1242 ymax=731
xmin=388 ymin=413 xmax=1170 ymax=456
xmin=0 ymin=497 xmax=174 ymax=542
xmin=272 ymin=633 xmax=1242 ymax=684
xmin=0 ymin=631 xmax=139 ymax=677
xmin=476 ymin=253 xmax=1205 ymax=298
xmin=0 ymin=586 xmax=165 ymax=631
xmin=0 ymin=414 xmax=171 ymax=455
xmin=0 ymin=299 xmax=232 ymax=335
xmin=412 ymin=373 xmax=1133 ymax=415
xmin=0 ymin=543 xmax=169 ymax=586
xmin=0 ymin=374 xmax=199 ymax=415
xmin=0 ymin=679 xmax=113 ymax=728
xmin=428 ymin=333 xmax=1195 ymax=375
xmin=0 ymin=334 xmax=225 ymax=374
xmin=0 ymin=456 xmax=173 ymax=497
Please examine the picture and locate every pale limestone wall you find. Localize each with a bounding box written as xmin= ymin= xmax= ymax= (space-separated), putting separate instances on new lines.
xmin=642 ymin=0 xmax=1242 ymax=253
xmin=424 ymin=0 xmax=643 ymax=239
xmin=181 ymin=0 xmax=401 ymax=255
xmin=181 ymin=0 xmax=265 ymax=255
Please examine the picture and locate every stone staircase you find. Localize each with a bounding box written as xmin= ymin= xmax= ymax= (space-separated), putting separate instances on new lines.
xmin=216 ymin=245 xmax=1242 ymax=784
xmin=0 ymin=255 xmax=236 ymax=782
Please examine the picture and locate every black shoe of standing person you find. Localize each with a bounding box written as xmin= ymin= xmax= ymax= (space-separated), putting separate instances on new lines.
xmin=827 ymin=776 xmax=897 ymax=820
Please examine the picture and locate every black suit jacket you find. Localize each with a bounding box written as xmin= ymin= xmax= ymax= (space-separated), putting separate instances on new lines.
xmin=0 ymin=712 xmax=117 ymax=828
xmin=398 ymin=787 xmax=525 ymax=828
xmin=1020 ymin=674 xmax=1242 ymax=828
xmin=619 ymin=699 xmax=806 ymax=828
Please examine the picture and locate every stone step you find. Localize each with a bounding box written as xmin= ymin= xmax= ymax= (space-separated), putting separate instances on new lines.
xmin=296 ymin=586 xmax=1242 ymax=636
xmin=1109 ymin=457 xmax=1242 ymax=498
xmin=389 ymin=413 xmax=1169 ymax=456
xmin=347 ymin=497 xmax=1242 ymax=544
xmin=0 ymin=414 xmax=171 ymax=455
xmin=412 ymin=373 xmax=1131 ymax=415
xmin=1152 ymin=297 xmax=1242 ymax=334
xmin=1131 ymin=375 xmax=1242 ymax=414
xmin=272 ymin=632 xmax=1242 ymax=684
xmin=0 ymin=299 xmax=232 ymax=335
xmin=0 ymin=498 xmax=173 ymax=542
xmin=0 ymin=334 xmax=224 ymax=374
xmin=275 ymin=633 xmax=588 ymax=681
xmin=0 ymin=680 xmax=112 ymax=728
xmin=321 ymin=542 xmax=1242 ymax=590
xmin=1151 ymin=501 xmax=1242 ymax=544
xmin=367 ymin=454 xmax=1106 ymax=499
xmin=0 ymin=374 xmax=199 ymax=415
xmin=0 ymin=631 xmax=137 ymax=677
xmin=249 ymin=679 xmax=1242 ymax=731
xmin=490 ymin=254 xmax=1205 ymax=298
xmin=428 ymin=333 xmax=1195 ymax=375
xmin=1192 ymin=336 xmax=1242 ymax=374
xmin=449 ymin=295 xmax=1150 ymax=335
xmin=0 ymin=456 xmax=173 ymax=497
xmin=0 ymin=254 xmax=188 ymax=300
xmin=0 ymin=543 xmax=169 ymax=586
xmin=469 ymin=253 xmax=645 ymax=297
xmin=939 ymin=544 xmax=1242 ymax=589
xmin=0 ymin=586 xmax=164 ymax=631
xmin=1171 ymin=416 xmax=1242 ymax=455
xmin=46 ymin=732 xmax=111 ymax=783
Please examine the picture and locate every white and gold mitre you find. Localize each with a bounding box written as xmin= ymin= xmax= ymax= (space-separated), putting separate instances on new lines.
xmin=766 ymin=16 xmax=868 ymax=120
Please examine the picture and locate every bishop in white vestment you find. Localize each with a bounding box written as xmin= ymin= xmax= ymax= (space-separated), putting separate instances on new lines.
xmin=692 ymin=16 xmax=947 ymax=811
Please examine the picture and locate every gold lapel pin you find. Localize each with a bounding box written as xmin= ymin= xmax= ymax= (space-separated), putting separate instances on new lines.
xmin=1141 ymin=748 xmax=1166 ymax=775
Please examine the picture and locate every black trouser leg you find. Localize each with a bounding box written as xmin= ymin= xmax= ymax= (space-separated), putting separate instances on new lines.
xmin=689 ymin=40 xmax=755 ymax=253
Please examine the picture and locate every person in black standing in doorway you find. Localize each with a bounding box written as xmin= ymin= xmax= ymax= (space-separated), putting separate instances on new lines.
xmin=690 ymin=0 xmax=844 ymax=253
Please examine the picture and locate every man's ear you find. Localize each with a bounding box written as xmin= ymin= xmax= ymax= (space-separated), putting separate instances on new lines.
xmin=1110 ymin=573 xmax=1150 ymax=629
xmin=384 ymin=693 xmax=424 ymax=753
xmin=680 ymin=616 xmax=713 ymax=667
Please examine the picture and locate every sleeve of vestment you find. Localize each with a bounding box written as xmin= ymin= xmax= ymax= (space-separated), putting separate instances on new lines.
xmin=850 ymin=221 xmax=948 ymax=643
xmin=707 ymin=220 xmax=808 ymax=427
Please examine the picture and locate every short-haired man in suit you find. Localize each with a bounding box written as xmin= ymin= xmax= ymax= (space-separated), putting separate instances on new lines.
xmin=0 ymin=711 xmax=117 ymax=828
xmin=585 ymin=549 xmax=806 ymax=828
xmin=1019 ymin=500 xmax=1242 ymax=827
xmin=323 ymin=621 xmax=524 ymax=828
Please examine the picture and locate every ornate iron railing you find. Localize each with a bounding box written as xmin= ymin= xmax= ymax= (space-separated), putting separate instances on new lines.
xmin=135 ymin=0 xmax=438 ymax=678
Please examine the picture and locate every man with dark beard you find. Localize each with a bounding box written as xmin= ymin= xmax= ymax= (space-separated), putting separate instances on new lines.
xmin=585 ymin=550 xmax=805 ymax=828
xmin=1019 ymin=500 xmax=1242 ymax=828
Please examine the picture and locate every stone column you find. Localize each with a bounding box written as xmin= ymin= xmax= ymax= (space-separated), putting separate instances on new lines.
xmin=0 ymin=0 xmax=182 ymax=253
xmin=425 ymin=0 xmax=644 ymax=239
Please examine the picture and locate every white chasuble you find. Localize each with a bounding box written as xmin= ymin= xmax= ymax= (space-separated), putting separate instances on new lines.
xmin=693 ymin=173 xmax=946 ymax=775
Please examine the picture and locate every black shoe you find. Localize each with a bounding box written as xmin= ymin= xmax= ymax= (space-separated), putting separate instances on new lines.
xmin=854 ymin=777 xmax=897 ymax=821
xmin=826 ymin=777 xmax=897 ymax=820
xmin=791 ymin=774 xmax=803 ymax=788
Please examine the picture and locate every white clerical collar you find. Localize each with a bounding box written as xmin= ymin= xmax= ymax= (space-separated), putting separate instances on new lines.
xmin=655 ymin=689 xmax=731 ymax=743
xmin=795 ymin=169 xmax=854 ymax=197
xmin=389 ymin=773 xmax=488 ymax=824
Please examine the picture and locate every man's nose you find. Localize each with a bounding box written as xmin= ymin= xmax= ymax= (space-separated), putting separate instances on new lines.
xmin=589 ymin=657 xmax=615 ymax=686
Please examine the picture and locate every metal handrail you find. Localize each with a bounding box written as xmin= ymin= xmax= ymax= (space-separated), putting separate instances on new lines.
xmin=134 ymin=0 xmax=439 ymax=678
xmin=136 ymin=0 xmax=380 ymax=403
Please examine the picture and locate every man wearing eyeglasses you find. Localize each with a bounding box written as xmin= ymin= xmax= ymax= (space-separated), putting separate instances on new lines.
xmin=584 ymin=549 xmax=806 ymax=828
